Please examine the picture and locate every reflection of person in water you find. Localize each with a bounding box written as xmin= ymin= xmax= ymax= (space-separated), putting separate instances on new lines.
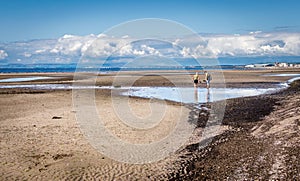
xmin=206 ymin=88 xmax=211 ymax=103
xmin=192 ymin=72 xmax=200 ymax=88
xmin=194 ymin=88 xmax=198 ymax=103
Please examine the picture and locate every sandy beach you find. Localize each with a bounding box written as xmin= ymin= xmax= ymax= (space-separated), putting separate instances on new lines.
xmin=0 ymin=69 xmax=299 ymax=180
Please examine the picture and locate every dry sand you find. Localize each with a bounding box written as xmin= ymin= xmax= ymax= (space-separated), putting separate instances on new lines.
xmin=0 ymin=69 xmax=299 ymax=180
xmin=0 ymin=90 xmax=193 ymax=180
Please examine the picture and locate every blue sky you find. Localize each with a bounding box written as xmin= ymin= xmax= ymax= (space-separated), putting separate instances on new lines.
xmin=0 ymin=0 xmax=300 ymax=42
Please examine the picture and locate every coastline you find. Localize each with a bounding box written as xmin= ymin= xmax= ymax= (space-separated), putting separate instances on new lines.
xmin=0 ymin=68 xmax=299 ymax=86
xmin=0 ymin=69 xmax=299 ymax=180
xmin=173 ymin=79 xmax=300 ymax=180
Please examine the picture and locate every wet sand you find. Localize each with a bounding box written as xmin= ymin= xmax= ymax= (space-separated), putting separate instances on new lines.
xmin=177 ymin=80 xmax=300 ymax=180
xmin=0 ymin=69 xmax=299 ymax=180
xmin=1 ymin=68 xmax=299 ymax=87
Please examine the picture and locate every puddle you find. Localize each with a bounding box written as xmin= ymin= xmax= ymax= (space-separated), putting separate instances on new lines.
xmin=287 ymin=76 xmax=300 ymax=84
xmin=0 ymin=76 xmax=58 ymax=83
xmin=263 ymin=73 xmax=300 ymax=88
xmin=263 ymin=73 xmax=300 ymax=87
xmin=0 ymin=84 xmax=101 ymax=89
xmin=263 ymin=73 xmax=300 ymax=77
xmin=0 ymin=83 xmax=279 ymax=103
xmin=122 ymin=87 xmax=278 ymax=103
xmin=0 ymin=84 xmax=130 ymax=90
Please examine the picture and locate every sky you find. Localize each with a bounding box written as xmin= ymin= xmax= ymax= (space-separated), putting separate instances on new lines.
xmin=0 ymin=0 xmax=300 ymax=42
xmin=1 ymin=0 xmax=300 ymax=66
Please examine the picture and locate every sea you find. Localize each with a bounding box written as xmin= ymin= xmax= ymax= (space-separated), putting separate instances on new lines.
xmin=0 ymin=65 xmax=242 ymax=73
xmin=0 ymin=56 xmax=299 ymax=73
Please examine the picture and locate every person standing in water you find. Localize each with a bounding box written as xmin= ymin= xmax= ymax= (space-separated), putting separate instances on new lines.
xmin=193 ymin=72 xmax=200 ymax=88
xmin=204 ymin=71 xmax=212 ymax=89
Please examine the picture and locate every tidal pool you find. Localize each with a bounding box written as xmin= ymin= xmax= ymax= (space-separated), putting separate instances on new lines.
xmin=0 ymin=84 xmax=283 ymax=103
xmin=0 ymin=76 xmax=58 ymax=83
xmin=263 ymin=73 xmax=300 ymax=77
xmin=121 ymin=87 xmax=278 ymax=103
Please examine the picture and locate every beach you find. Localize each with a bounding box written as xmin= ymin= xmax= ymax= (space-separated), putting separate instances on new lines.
xmin=0 ymin=69 xmax=299 ymax=180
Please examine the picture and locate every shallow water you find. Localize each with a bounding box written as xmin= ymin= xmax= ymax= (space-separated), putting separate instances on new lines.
xmin=122 ymin=87 xmax=278 ymax=103
xmin=263 ymin=73 xmax=300 ymax=87
xmin=263 ymin=73 xmax=300 ymax=77
xmin=0 ymin=76 xmax=57 ymax=83
xmin=0 ymin=83 xmax=279 ymax=103
xmin=0 ymin=84 xmax=99 ymax=89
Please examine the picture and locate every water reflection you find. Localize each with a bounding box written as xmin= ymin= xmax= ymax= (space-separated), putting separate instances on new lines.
xmin=124 ymin=87 xmax=277 ymax=104
xmin=0 ymin=83 xmax=279 ymax=104
xmin=194 ymin=88 xmax=211 ymax=104
xmin=263 ymin=73 xmax=300 ymax=77
xmin=194 ymin=88 xmax=198 ymax=103
xmin=206 ymin=88 xmax=211 ymax=103
xmin=0 ymin=76 xmax=58 ymax=82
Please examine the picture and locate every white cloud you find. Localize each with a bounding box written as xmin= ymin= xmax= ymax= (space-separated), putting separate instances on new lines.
xmin=35 ymin=49 xmax=46 ymax=53
xmin=51 ymin=34 xmax=97 ymax=56
xmin=0 ymin=50 xmax=8 ymax=60
xmin=61 ymin=34 xmax=76 ymax=39
xmin=84 ymin=35 xmax=133 ymax=57
xmin=2 ymin=31 xmax=300 ymax=64
xmin=201 ymin=32 xmax=300 ymax=57
xmin=119 ymin=44 xmax=133 ymax=55
xmin=24 ymin=52 xmax=32 ymax=57
xmin=37 ymin=32 xmax=300 ymax=59
xmin=122 ymin=35 xmax=130 ymax=39
xmin=138 ymin=44 xmax=161 ymax=56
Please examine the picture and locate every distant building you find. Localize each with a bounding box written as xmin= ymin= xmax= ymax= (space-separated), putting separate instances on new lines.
xmin=245 ymin=64 xmax=255 ymax=68
xmin=278 ymin=62 xmax=288 ymax=67
xmin=245 ymin=61 xmax=300 ymax=69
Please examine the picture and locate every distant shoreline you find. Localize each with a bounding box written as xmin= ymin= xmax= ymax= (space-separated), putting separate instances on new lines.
xmin=0 ymin=66 xmax=299 ymax=74
xmin=0 ymin=69 xmax=299 ymax=91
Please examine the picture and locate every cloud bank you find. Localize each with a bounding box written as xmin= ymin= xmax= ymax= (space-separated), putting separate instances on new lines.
xmin=0 ymin=31 xmax=300 ymax=64
xmin=0 ymin=49 xmax=8 ymax=60
xmin=203 ymin=32 xmax=300 ymax=57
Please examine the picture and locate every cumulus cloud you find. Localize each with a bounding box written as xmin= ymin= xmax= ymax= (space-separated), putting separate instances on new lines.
xmin=203 ymin=32 xmax=300 ymax=57
xmin=50 ymin=34 xmax=97 ymax=56
xmin=34 ymin=32 xmax=300 ymax=59
xmin=24 ymin=52 xmax=32 ymax=57
xmin=1 ymin=31 xmax=300 ymax=64
xmin=0 ymin=50 xmax=8 ymax=60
